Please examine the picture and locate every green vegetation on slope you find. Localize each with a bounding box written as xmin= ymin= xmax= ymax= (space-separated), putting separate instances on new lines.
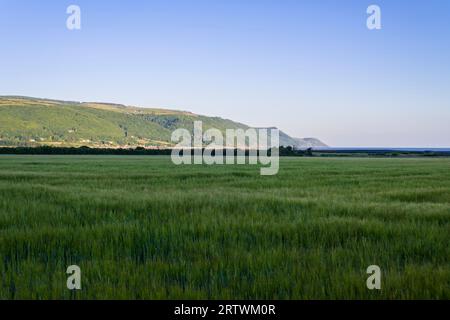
xmin=0 ymin=156 xmax=448 ymax=299
xmin=0 ymin=96 xmax=326 ymax=148
xmin=0 ymin=96 xmax=245 ymax=148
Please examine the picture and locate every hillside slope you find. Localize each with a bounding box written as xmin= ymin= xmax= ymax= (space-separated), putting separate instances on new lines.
xmin=0 ymin=96 xmax=327 ymax=148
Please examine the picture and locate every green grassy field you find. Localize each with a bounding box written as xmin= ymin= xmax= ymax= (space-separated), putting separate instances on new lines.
xmin=0 ymin=155 xmax=449 ymax=299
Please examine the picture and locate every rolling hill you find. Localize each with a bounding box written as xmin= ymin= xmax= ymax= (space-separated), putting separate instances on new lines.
xmin=0 ymin=96 xmax=327 ymax=148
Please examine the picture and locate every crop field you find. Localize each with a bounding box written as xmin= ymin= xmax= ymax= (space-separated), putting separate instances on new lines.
xmin=0 ymin=155 xmax=449 ymax=299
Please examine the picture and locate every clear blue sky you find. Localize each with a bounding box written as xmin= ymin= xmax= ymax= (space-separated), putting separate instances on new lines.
xmin=1 ymin=0 xmax=449 ymax=147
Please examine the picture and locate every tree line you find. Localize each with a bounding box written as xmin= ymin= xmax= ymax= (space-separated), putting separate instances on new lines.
xmin=0 ymin=146 xmax=313 ymax=156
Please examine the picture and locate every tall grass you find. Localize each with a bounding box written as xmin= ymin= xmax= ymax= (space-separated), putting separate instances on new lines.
xmin=0 ymin=156 xmax=449 ymax=299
